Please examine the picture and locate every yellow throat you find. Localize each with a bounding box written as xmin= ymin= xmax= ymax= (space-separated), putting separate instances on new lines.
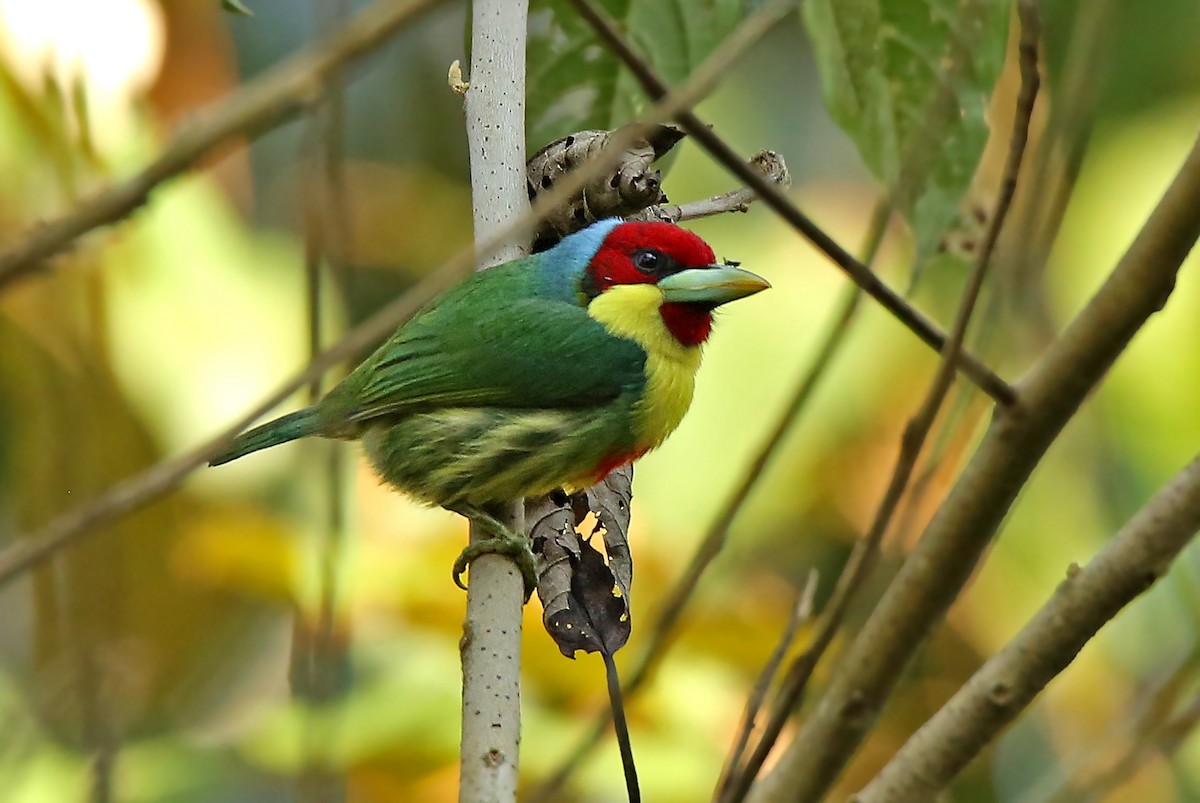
xmin=586 ymin=284 xmax=703 ymax=449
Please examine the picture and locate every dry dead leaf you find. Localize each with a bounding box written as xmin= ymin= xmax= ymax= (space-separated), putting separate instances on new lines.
xmin=527 ymin=125 xmax=685 ymax=251
xmin=528 ymin=466 xmax=634 ymax=658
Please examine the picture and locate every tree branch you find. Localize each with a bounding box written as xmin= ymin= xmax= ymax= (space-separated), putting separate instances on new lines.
xmin=855 ymin=452 xmax=1200 ymax=802
xmin=568 ymin=0 xmax=1017 ymax=408
xmin=458 ymin=0 xmax=530 ymax=799
xmin=292 ymin=2 xmax=352 ymax=799
xmin=628 ymin=151 xmax=791 ymax=224
xmin=0 ymin=0 xmax=445 ymax=292
xmin=747 ymin=127 xmax=1200 ymax=803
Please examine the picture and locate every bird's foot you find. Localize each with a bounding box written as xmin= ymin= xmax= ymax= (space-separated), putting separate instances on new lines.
xmin=449 ymin=506 xmax=537 ymax=601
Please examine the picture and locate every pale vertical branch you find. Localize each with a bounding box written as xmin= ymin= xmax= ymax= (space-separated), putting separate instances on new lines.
xmin=459 ymin=1 xmax=530 ymax=800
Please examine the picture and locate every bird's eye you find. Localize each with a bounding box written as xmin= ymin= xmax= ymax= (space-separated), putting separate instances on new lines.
xmin=633 ymin=249 xmax=663 ymax=273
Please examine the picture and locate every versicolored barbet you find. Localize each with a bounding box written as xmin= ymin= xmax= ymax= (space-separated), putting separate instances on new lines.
xmin=210 ymin=219 xmax=769 ymax=595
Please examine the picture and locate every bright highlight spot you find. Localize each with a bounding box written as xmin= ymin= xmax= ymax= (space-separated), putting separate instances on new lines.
xmin=0 ymin=0 xmax=164 ymax=144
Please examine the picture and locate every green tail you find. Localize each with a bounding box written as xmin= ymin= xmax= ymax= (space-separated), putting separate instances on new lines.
xmin=209 ymin=407 xmax=322 ymax=466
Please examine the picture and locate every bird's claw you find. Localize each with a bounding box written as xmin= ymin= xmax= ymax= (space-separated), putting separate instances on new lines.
xmin=451 ymin=509 xmax=538 ymax=601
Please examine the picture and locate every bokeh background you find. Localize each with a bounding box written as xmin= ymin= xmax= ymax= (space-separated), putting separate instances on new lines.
xmin=0 ymin=0 xmax=1199 ymax=801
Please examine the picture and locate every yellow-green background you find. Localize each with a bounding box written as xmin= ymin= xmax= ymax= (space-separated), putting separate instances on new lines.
xmin=1 ymin=1 xmax=1198 ymax=801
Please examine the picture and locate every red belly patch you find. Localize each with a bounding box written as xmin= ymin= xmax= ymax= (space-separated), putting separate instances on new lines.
xmin=587 ymin=447 xmax=649 ymax=485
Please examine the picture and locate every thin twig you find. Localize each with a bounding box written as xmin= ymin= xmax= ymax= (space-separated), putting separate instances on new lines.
xmin=716 ymin=570 xmax=819 ymax=802
xmin=635 ymin=151 xmax=790 ymax=223
xmin=530 ymin=199 xmax=890 ymax=803
xmin=568 ymin=0 xmax=1017 ymax=408
xmin=0 ymin=0 xmax=446 ymax=292
xmin=855 ymin=452 xmax=1200 ymax=802
xmin=729 ymin=9 xmax=1042 ymax=800
xmin=603 ymin=651 xmax=642 ymax=803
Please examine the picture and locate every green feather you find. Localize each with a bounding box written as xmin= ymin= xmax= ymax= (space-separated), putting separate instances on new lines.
xmin=210 ymin=225 xmax=657 ymax=506
xmin=209 ymin=407 xmax=321 ymax=466
xmin=316 ymin=256 xmax=643 ymax=420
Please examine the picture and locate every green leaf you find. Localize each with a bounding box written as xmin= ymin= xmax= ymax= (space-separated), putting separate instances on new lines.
xmin=527 ymin=0 xmax=746 ymax=151
xmin=801 ymin=0 xmax=1009 ymax=262
xmin=1042 ymin=0 xmax=1200 ymax=120
xmin=221 ymin=0 xmax=253 ymax=16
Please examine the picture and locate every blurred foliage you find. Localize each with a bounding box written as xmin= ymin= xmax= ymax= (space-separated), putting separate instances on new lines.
xmin=0 ymin=1 xmax=1196 ymax=802
xmin=527 ymin=0 xmax=748 ymax=148
xmin=800 ymin=0 xmax=1009 ymax=265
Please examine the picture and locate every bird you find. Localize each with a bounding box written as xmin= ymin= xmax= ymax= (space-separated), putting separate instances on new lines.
xmin=210 ymin=218 xmax=769 ymax=594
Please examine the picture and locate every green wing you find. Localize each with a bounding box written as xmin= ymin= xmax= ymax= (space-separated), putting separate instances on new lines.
xmin=327 ymin=295 xmax=647 ymax=424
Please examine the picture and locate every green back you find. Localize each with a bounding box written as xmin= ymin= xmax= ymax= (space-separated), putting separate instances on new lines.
xmin=322 ymin=252 xmax=648 ymax=425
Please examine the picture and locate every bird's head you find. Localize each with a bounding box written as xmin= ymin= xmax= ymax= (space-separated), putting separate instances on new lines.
xmin=565 ymin=220 xmax=769 ymax=347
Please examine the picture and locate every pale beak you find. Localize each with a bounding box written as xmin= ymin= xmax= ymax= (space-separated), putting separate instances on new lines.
xmin=657 ymin=265 xmax=771 ymax=305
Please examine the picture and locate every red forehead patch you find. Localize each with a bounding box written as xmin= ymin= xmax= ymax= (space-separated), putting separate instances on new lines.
xmin=601 ymin=222 xmax=716 ymax=265
xmin=589 ymin=222 xmax=716 ymax=291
